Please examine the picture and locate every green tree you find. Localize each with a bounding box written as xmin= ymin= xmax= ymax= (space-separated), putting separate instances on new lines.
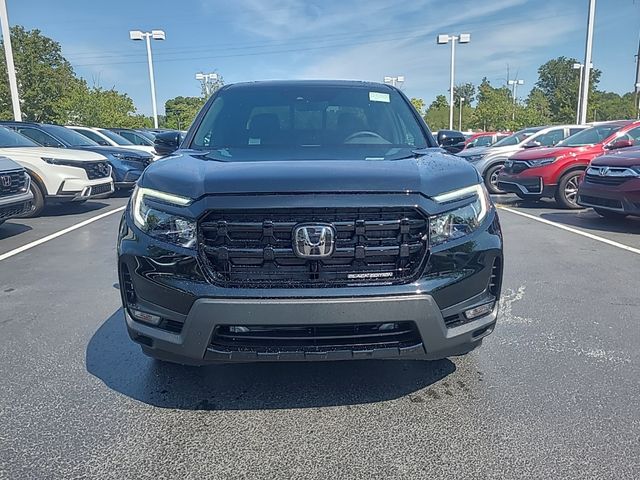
xmin=410 ymin=97 xmax=425 ymax=114
xmin=535 ymin=56 xmax=601 ymax=123
xmin=591 ymin=91 xmax=636 ymax=121
xmin=454 ymin=82 xmax=475 ymax=106
xmin=473 ymin=79 xmax=514 ymax=130
xmin=424 ymin=95 xmax=450 ymax=130
xmin=0 ymin=26 xmax=84 ymax=122
xmin=519 ymin=87 xmax=552 ymax=127
xmin=164 ymin=96 xmax=206 ymax=130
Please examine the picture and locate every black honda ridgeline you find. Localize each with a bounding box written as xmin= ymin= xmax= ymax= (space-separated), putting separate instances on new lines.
xmin=117 ymin=80 xmax=503 ymax=365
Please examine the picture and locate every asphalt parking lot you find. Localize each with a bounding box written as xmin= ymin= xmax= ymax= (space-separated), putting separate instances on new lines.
xmin=0 ymin=195 xmax=638 ymax=479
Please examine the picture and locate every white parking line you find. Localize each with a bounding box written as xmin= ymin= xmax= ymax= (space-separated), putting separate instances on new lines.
xmin=499 ymin=206 xmax=640 ymax=255
xmin=0 ymin=206 xmax=126 ymax=262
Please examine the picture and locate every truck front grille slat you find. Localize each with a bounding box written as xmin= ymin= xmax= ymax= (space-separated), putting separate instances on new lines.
xmin=198 ymin=208 xmax=429 ymax=287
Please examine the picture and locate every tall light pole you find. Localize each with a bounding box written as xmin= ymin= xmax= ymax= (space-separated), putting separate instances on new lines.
xmin=578 ymin=0 xmax=596 ymax=125
xmin=508 ymin=79 xmax=524 ymax=121
xmin=195 ymin=72 xmax=218 ymax=96
xmin=130 ymin=29 xmax=165 ymax=128
xmin=459 ymin=97 xmax=465 ymax=131
xmin=573 ymin=62 xmax=592 ymax=123
xmin=0 ymin=0 xmax=21 ymax=120
xmin=437 ymin=33 xmax=470 ymax=130
xmin=383 ymin=75 xmax=405 ymax=88
xmin=634 ymin=34 xmax=640 ymax=119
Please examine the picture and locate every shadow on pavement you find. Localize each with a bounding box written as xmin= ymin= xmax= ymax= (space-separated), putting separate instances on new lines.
xmin=86 ymin=309 xmax=456 ymax=411
xmin=40 ymin=200 xmax=110 ymax=217
xmin=0 ymin=222 xmax=32 ymax=240
xmin=539 ymin=211 xmax=640 ymax=235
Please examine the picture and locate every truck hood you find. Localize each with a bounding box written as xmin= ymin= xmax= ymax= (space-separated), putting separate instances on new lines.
xmin=591 ymin=147 xmax=640 ymax=167
xmin=0 ymin=146 xmax=108 ymax=162
xmin=140 ymin=148 xmax=481 ymax=199
xmin=0 ymin=155 xmax=24 ymax=171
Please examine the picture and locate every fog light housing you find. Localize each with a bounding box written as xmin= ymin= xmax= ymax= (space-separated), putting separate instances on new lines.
xmin=130 ymin=308 xmax=162 ymax=326
xmin=464 ymin=302 xmax=495 ymax=320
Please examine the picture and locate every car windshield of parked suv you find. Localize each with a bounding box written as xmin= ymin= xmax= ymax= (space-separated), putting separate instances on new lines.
xmin=41 ymin=124 xmax=98 ymax=147
xmin=492 ymin=127 xmax=542 ymax=147
xmin=0 ymin=126 xmax=40 ymax=147
xmin=190 ymin=84 xmax=431 ymax=161
xmin=556 ymin=124 xmax=624 ymax=147
xmin=98 ymin=128 xmax=134 ymax=145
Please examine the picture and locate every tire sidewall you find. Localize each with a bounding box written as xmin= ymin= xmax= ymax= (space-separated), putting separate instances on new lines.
xmin=555 ymin=170 xmax=583 ymax=209
xmin=484 ymin=163 xmax=505 ymax=194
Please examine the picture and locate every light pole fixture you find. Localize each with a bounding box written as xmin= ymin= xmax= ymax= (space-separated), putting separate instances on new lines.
xmin=437 ymin=33 xmax=470 ymax=130
xmin=130 ymin=29 xmax=166 ymax=128
xmin=573 ymin=62 xmax=593 ymax=124
xmin=195 ymin=72 xmax=219 ymax=96
xmin=459 ymin=97 xmax=465 ymax=131
xmin=383 ymin=75 xmax=405 ymax=88
xmin=578 ymin=0 xmax=596 ymax=125
xmin=0 ymin=0 xmax=21 ymax=120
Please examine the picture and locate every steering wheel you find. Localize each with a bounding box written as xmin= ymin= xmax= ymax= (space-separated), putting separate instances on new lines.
xmin=343 ymin=130 xmax=386 ymax=143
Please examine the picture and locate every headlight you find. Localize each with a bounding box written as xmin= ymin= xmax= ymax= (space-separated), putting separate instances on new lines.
xmin=430 ymin=184 xmax=490 ymax=247
xmin=631 ymin=166 xmax=640 ymax=176
xmin=41 ymin=157 xmax=76 ymax=166
xmin=525 ymin=157 xmax=556 ymax=167
xmin=131 ymin=186 xmax=196 ymax=248
xmin=466 ymin=154 xmax=483 ymax=162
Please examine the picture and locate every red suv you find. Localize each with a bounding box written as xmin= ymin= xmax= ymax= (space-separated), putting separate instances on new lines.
xmin=577 ymin=146 xmax=640 ymax=219
xmin=498 ymin=121 xmax=639 ymax=208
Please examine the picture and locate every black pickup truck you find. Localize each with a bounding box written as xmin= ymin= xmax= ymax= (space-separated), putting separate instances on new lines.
xmin=117 ymin=80 xmax=503 ymax=365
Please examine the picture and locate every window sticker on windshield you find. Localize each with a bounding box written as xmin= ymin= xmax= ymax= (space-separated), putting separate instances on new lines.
xmin=369 ymin=92 xmax=390 ymax=103
xmin=248 ymin=138 xmax=261 ymax=145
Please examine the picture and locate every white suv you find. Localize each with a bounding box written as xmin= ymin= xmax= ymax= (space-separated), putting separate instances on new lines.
xmin=0 ymin=127 xmax=114 ymax=217
xmin=67 ymin=126 xmax=158 ymax=158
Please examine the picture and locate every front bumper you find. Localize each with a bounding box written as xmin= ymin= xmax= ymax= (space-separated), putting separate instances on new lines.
xmin=124 ymin=294 xmax=498 ymax=364
xmin=50 ymin=179 xmax=114 ymax=202
xmin=577 ymin=178 xmax=640 ymax=215
xmin=0 ymin=190 xmax=34 ymax=221
xmin=497 ymin=173 xmax=556 ymax=198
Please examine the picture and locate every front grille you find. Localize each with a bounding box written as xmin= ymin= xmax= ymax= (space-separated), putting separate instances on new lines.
xmin=0 ymin=202 xmax=30 ymax=219
xmin=90 ymin=183 xmax=112 ymax=196
xmin=578 ymin=195 xmax=623 ymax=209
xmin=198 ymin=208 xmax=429 ymax=287
xmin=584 ymin=174 xmax=630 ymax=186
xmin=0 ymin=169 xmax=27 ymax=197
xmin=210 ymin=322 xmax=421 ymax=353
xmin=82 ymin=162 xmax=111 ymax=180
xmin=503 ymin=162 xmax=529 ymax=174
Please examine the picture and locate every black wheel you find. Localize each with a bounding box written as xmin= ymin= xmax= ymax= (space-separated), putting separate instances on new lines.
xmin=554 ymin=171 xmax=583 ymax=209
xmin=15 ymin=180 xmax=45 ymax=218
xmin=594 ymin=208 xmax=627 ymax=220
xmin=484 ymin=163 xmax=505 ymax=194
xmin=515 ymin=193 xmax=542 ymax=202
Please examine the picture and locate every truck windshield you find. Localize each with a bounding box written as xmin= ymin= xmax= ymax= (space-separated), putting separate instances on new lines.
xmin=0 ymin=127 xmax=40 ymax=147
xmin=557 ymin=124 xmax=624 ymax=147
xmin=189 ymin=83 xmax=431 ymax=160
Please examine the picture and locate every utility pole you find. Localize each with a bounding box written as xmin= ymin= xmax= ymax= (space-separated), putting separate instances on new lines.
xmin=196 ymin=72 xmax=219 ymax=96
xmin=383 ymin=75 xmax=405 ymax=88
xmin=634 ymin=34 xmax=640 ymax=119
xmin=578 ymin=0 xmax=596 ymax=124
xmin=459 ymin=97 xmax=465 ymax=131
xmin=0 ymin=0 xmax=21 ymax=120
xmin=508 ymin=79 xmax=524 ymax=121
xmin=437 ymin=33 xmax=471 ymax=130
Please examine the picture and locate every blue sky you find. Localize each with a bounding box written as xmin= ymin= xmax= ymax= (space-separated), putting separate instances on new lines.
xmin=3 ymin=0 xmax=640 ymax=115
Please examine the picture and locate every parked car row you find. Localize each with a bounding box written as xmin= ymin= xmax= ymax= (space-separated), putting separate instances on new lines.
xmin=453 ymin=119 xmax=640 ymax=218
xmin=0 ymin=123 xmax=181 ymax=222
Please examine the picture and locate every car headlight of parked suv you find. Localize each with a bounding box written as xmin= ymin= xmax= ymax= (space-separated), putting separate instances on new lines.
xmin=429 ymin=184 xmax=490 ymax=247
xmin=131 ymin=186 xmax=196 ymax=248
xmin=524 ymin=157 xmax=556 ymax=168
xmin=465 ymin=154 xmax=484 ymax=162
